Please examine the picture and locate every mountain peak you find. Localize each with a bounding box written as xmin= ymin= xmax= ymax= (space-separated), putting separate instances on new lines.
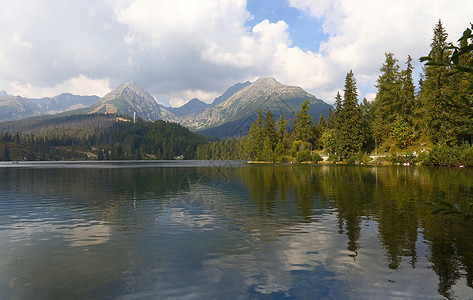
xmin=116 ymin=81 xmax=143 ymax=93
xmin=88 ymin=81 xmax=177 ymax=121
xmin=187 ymin=98 xmax=204 ymax=105
xmin=0 ymin=90 xmax=10 ymax=97
xmin=211 ymin=81 xmax=252 ymax=106
xmin=254 ymin=77 xmax=279 ymax=85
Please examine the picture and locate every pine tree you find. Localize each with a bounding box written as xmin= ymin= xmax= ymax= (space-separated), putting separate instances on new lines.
xmin=399 ymin=55 xmax=416 ymax=119
xmin=292 ymin=100 xmax=314 ymax=143
xmin=418 ymin=20 xmax=458 ymax=145
xmin=276 ymin=114 xmax=291 ymax=150
xmin=244 ymin=109 xmax=264 ymax=160
xmin=261 ymin=136 xmax=275 ymax=162
xmin=317 ymin=114 xmax=326 ymax=129
xmin=334 ymin=92 xmax=343 ymax=115
xmin=373 ymin=52 xmax=401 ymax=142
xmin=263 ymin=110 xmax=277 ymax=149
xmin=334 ymin=70 xmax=369 ymax=158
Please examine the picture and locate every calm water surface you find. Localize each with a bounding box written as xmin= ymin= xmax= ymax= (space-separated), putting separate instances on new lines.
xmin=1 ymin=161 xmax=473 ymax=299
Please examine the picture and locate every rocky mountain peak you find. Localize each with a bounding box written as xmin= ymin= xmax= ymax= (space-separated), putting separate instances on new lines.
xmin=252 ymin=77 xmax=280 ymax=86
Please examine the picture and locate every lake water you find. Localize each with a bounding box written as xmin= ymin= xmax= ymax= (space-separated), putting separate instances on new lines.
xmin=1 ymin=161 xmax=473 ymax=299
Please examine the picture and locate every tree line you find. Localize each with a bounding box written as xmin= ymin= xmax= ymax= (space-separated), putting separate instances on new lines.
xmin=197 ymin=20 xmax=473 ymax=165
xmin=0 ymin=114 xmax=207 ymax=161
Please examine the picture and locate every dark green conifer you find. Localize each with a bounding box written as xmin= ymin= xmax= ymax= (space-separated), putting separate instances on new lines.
xmin=292 ymin=100 xmax=314 ymax=143
xmin=263 ymin=110 xmax=277 ymax=149
xmin=418 ymin=20 xmax=458 ymax=145
xmin=334 ymin=70 xmax=369 ymax=158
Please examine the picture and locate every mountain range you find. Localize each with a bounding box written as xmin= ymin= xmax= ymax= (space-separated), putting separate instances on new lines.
xmin=0 ymin=78 xmax=332 ymax=137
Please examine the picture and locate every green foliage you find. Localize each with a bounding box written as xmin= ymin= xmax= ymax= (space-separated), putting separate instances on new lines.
xmin=417 ymin=20 xmax=465 ymax=145
xmin=334 ymin=70 xmax=369 ymax=158
xmin=243 ymin=109 xmax=264 ymax=159
xmin=0 ymin=115 xmax=208 ymax=161
xmin=263 ymin=110 xmax=277 ymax=149
xmin=195 ymin=138 xmax=243 ymax=160
xmin=387 ymin=152 xmax=423 ymax=165
xmin=423 ymin=143 xmax=473 ymax=166
xmin=292 ymin=100 xmax=314 ymax=143
xmin=391 ymin=114 xmax=414 ymax=149
xmin=320 ymin=128 xmax=336 ymax=154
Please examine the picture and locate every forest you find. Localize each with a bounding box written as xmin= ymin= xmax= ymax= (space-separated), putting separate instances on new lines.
xmin=195 ymin=21 xmax=473 ymax=166
xmin=0 ymin=114 xmax=207 ymax=161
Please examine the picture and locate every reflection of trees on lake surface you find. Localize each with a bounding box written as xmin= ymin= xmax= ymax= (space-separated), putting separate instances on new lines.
xmin=2 ymin=164 xmax=473 ymax=297
xmin=236 ymin=165 xmax=473 ymax=298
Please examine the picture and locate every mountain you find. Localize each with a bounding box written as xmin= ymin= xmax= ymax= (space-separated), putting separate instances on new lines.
xmin=1 ymin=78 xmax=332 ymax=139
xmin=87 ymin=81 xmax=177 ymax=121
xmin=184 ymin=77 xmax=332 ymax=137
xmin=211 ymin=81 xmax=251 ymax=106
xmin=167 ymin=98 xmax=209 ymax=118
xmin=0 ymin=90 xmax=10 ymax=97
xmin=0 ymin=96 xmax=42 ymax=121
xmin=32 ymin=93 xmax=99 ymax=114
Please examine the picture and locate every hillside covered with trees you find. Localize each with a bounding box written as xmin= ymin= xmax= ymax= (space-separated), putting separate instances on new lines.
xmin=0 ymin=114 xmax=208 ymax=161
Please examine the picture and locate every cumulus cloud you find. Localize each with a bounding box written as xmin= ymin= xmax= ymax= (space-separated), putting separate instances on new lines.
xmin=10 ymin=75 xmax=111 ymax=98
xmin=0 ymin=0 xmax=471 ymax=106
xmin=287 ymin=0 xmax=473 ymax=101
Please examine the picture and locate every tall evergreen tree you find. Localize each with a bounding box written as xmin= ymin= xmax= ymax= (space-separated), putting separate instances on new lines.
xmin=418 ymin=20 xmax=458 ymax=145
xmin=334 ymin=70 xmax=369 ymax=158
xmin=244 ymin=109 xmax=264 ymax=160
xmin=276 ymin=114 xmax=291 ymax=150
xmin=399 ymin=55 xmax=416 ymax=119
xmin=292 ymin=100 xmax=314 ymax=143
xmin=373 ymin=52 xmax=401 ymax=142
xmin=263 ymin=110 xmax=277 ymax=149
xmin=334 ymin=91 xmax=343 ymax=115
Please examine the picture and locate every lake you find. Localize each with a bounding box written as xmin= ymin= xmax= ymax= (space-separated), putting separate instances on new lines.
xmin=1 ymin=161 xmax=473 ymax=299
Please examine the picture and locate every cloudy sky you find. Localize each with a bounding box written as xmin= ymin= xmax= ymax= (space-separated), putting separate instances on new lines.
xmin=0 ymin=0 xmax=471 ymax=107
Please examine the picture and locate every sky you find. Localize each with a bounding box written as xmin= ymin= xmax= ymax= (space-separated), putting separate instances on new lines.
xmin=0 ymin=0 xmax=471 ymax=107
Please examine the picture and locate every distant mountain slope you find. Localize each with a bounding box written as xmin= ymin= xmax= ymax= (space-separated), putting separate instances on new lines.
xmin=32 ymin=93 xmax=99 ymax=114
xmin=0 ymin=96 xmax=41 ymax=121
xmin=0 ymin=78 xmax=332 ymax=139
xmin=87 ymin=81 xmax=177 ymax=122
xmin=184 ymin=77 xmax=332 ymax=136
xmin=211 ymin=81 xmax=251 ymax=106
xmin=0 ymin=90 xmax=10 ymax=97
xmin=167 ymin=98 xmax=209 ymax=118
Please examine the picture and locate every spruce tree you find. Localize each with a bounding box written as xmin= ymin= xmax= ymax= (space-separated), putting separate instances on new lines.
xmin=263 ymin=110 xmax=277 ymax=149
xmin=292 ymin=100 xmax=314 ymax=143
xmin=373 ymin=52 xmax=401 ymax=142
xmin=244 ymin=109 xmax=264 ymax=160
xmin=418 ymin=20 xmax=458 ymax=145
xmin=334 ymin=70 xmax=368 ymax=158
xmin=399 ymin=55 xmax=416 ymax=119
xmin=276 ymin=114 xmax=291 ymax=150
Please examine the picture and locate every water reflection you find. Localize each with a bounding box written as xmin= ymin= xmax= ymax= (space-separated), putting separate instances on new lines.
xmin=1 ymin=163 xmax=473 ymax=299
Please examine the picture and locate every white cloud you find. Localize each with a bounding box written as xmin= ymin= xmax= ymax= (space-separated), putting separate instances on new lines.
xmin=10 ymin=75 xmax=111 ymax=98
xmin=0 ymin=0 xmax=471 ymax=107
xmin=287 ymin=0 xmax=473 ymax=102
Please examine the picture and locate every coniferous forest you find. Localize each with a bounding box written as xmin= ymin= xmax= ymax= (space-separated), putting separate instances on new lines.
xmin=1 ymin=21 xmax=472 ymax=165
xmin=196 ymin=21 xmax=473 ymax=166
xmin=0 ymin=114 xmax=207 ymax=161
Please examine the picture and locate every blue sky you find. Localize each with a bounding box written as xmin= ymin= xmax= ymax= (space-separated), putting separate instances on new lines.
xmin=246 ymin=0 xmax=328 ymax=52
xmin=0 ymin=0 xmax=471 ymax=107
